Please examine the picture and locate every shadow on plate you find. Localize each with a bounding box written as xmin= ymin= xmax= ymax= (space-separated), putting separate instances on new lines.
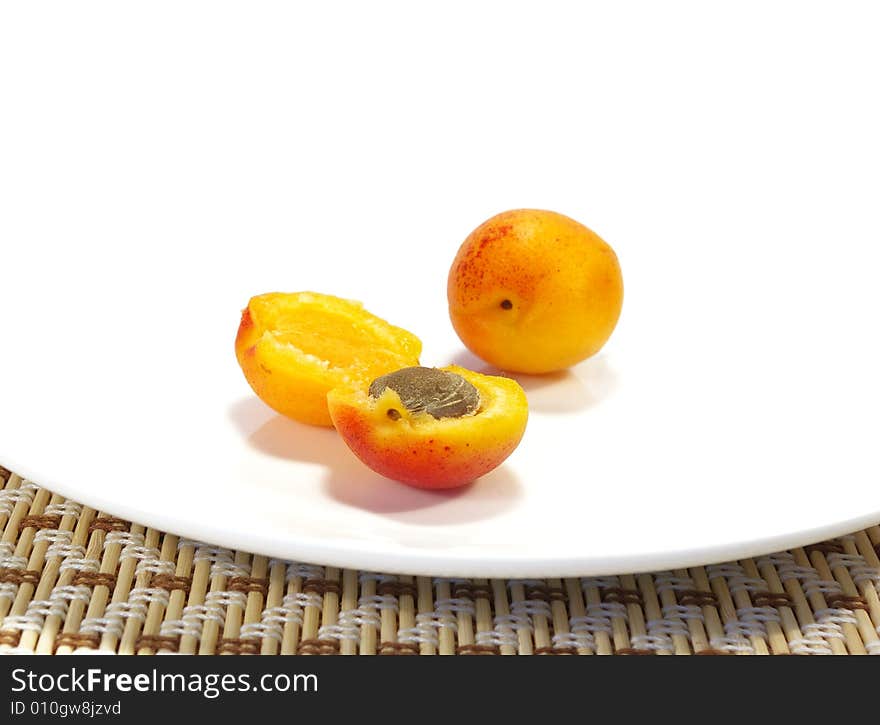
xmin=322 ymin=464 xmax=522 ymax=526
xmin=227 ymin=397 xmax=523 ymax=524
xmin=447 ymin=348 xmax=618 ymax=414
xmin=228 ymin=396 xmax=341 ymax=466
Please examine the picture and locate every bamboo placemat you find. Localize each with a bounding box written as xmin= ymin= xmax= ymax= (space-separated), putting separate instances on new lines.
xmin=1 ymin=466 xmax=879 ymax=655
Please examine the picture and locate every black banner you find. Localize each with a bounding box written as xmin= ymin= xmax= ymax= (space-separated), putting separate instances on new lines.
xmin=1 ymin=654 xmax=863 ymax=722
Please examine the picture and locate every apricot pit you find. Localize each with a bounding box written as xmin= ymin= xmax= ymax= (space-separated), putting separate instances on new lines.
xmin=368 ymin=367 xmax=480 ymax=420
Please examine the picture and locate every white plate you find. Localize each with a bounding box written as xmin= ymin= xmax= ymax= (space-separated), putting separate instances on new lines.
xmin=1 ymin=5 xmax=879 ymax=576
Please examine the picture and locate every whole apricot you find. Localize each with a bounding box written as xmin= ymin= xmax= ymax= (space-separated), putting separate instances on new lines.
xmin=447 ymin=209 xmax=623 ymax=374
xmin=328 ymin=366 xmax=528 ymax=489
xmin=235 ymin=292 xmax=421 ymax=426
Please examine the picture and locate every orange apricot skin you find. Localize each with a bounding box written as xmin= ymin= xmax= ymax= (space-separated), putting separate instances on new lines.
xmin=448 ymin=209 xmax=624 ymax=374
xmin=328 ymin=404 xmax=522 ymax=489
xmin=327 ymin=368 xmax=528 ymax=490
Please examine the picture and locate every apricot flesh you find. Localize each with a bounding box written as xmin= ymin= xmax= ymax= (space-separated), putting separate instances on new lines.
xmin=327 ymin=366 xmax=528 ymax=489
xmin=448 ymin=209 xmax=624 ymax=374
xmin=235 ymin=292 xmax=422 ymax=427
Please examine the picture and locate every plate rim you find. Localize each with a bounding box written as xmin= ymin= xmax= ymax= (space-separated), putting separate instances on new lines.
xmin=3 ymin=451 xmax=878 ymax=578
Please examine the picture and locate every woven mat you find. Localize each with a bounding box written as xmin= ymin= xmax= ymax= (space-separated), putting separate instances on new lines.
xmin=1 ymin=467 xmax=879 ymax=655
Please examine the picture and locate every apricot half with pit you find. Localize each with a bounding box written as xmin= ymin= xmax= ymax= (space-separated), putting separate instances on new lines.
xmin=448 ymin=209 xmax=624 ymax=374
xmin=327 ymin=365 xmax=528 ymax=489
xmin=235 ymin=292 xmax=421 ymax=426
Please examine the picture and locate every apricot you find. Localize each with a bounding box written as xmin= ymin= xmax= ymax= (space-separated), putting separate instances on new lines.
xmin=448 ymin=209 xmax=624 ymax=374
xmin=327 ymin=366 xmax=528 ymax=489
xmin=235 ymin=292 xmax=421 ymax=426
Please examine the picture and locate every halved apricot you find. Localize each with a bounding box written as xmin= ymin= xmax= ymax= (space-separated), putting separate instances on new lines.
xmin=327 ymin=365 xmax=528 ymax=489
xmin=235 ymin=292 xmax=422 ymax=426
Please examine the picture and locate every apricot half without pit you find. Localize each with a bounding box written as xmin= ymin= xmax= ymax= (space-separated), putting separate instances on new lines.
xmin=328 ymin=365 xmax=528 ymax=489
xmin=235 ymin=292 xmax=421 ymax=427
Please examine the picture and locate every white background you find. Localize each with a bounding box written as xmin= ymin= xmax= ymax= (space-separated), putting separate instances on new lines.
xmin=1 ymin=2 xmax=879 ymax=575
